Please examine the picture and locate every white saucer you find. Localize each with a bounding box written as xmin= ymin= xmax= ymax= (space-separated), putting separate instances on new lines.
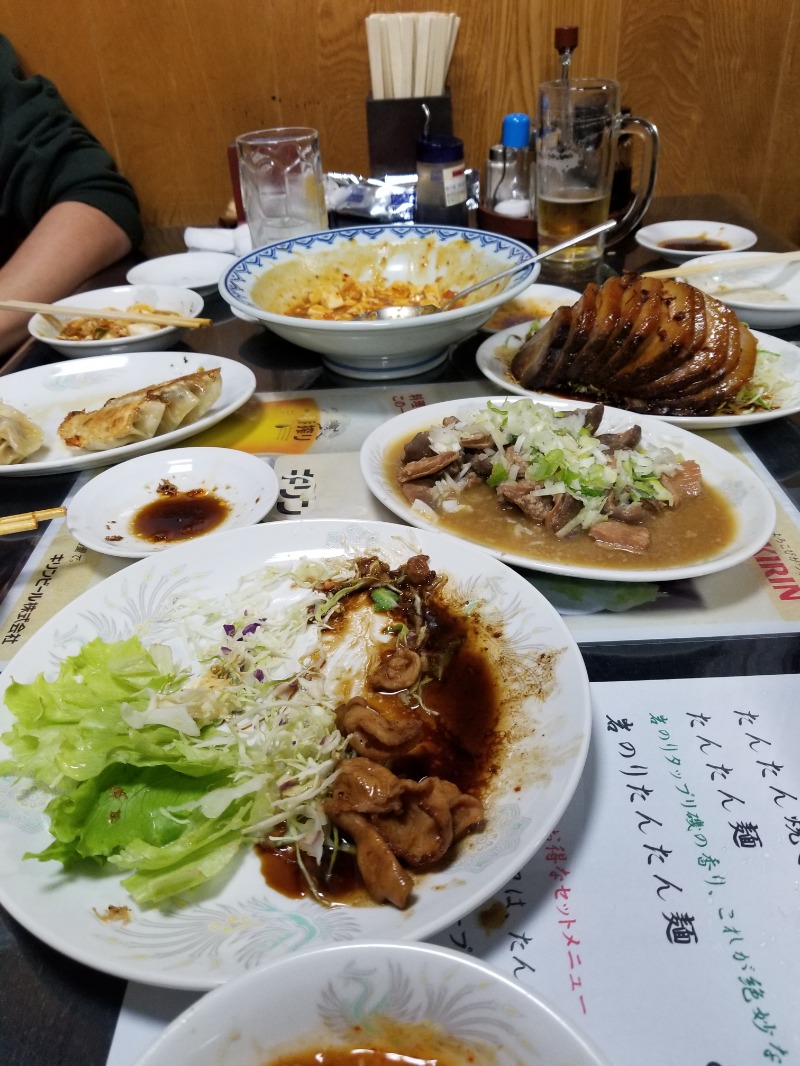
xmin=127 ymin=252 xmax=236 ymax=296
xmin=481 ymin=283 xmax=581 ymax=333
xmin=635 ymin=220 xmax=757 ymax=264
xmin=67 ymin=447 xmax=279 ymax=558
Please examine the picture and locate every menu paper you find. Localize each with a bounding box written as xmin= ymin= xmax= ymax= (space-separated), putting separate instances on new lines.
xmin=105 ymin=674 xmax=800 ymax=1066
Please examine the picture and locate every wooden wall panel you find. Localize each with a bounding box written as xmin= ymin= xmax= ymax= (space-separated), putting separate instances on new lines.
xmin=2 ymin=0 xmax=798 ymax=244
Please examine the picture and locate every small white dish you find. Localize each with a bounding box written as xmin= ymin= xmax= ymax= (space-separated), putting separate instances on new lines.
xmin=676 ymin=250 xmax=800 ymax=329
xmin=481 ymin=282 xmax=581 ymax=333
xmin=127 ymin=252 xmax=236 ymax=296
xmin=133 ymin=942 xmax=610 ymax=1066
xmin=28 ymin=284 xmax=205 ymax=357
xmin=635 ymin=220 xmax=757 ymax=264
xmin=67 ymin=447 xmax=278 ymax=558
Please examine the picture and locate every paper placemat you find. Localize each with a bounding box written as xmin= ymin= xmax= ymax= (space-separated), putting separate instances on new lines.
xmin=106 ymin=673 xmax=800 ymax=1066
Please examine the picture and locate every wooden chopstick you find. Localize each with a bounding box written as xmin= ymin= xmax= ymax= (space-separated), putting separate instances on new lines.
xmin=0 ymin=299 xmax=211 ymax=329
xmin=642 ymin=250 xmax=800 ymax=279
xmin=0 ymin=506 xmax=67 ymax=536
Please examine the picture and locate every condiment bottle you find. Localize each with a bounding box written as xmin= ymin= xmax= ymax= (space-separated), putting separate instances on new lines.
xmin=414 ymin=134 xmax=468 ymax=226
xmin=491 ymin=112 xmax=532 ymax=218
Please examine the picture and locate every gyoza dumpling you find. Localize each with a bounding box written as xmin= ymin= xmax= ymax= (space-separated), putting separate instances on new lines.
xmin=101 ymin=368 xmax=222 ymax=433
xmin=58 ymin=397 xmax=167 ymax=451
xmin=0 ymin=400 xmax=44 ymax=464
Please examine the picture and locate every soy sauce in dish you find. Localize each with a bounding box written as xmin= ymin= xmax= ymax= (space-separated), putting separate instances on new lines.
xmin=131 ymin=479 xmax=230 ymax=543
xmin=657 ymin=237 xmax=732 ymax=252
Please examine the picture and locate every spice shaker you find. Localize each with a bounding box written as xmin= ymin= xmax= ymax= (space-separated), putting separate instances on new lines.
xmin=491 ymin=112 xmax=532 ymax=218
xmin=414 ymin=133 xmax=468 ymax=226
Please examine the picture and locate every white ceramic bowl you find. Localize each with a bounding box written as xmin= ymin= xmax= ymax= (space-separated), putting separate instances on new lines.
xmin=134 ymin=942 xmax=610 ymax=1066
xmin=219 ymin=225 xmax=540 ymax=380
xmin=127 ymin=251 xmax=237 ymax=296
xmin=635 ymin=220 xmax=757 ymax=264
xmin=28 ymin=284 xmax=205 ymax=357
xmin=66 ymin=447 xmax=279 ymax=558
xmin=675 ymin=250 xmax=800 ymax=329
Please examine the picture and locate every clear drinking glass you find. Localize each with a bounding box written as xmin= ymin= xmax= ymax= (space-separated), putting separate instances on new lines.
xmin=236 ymin=127 xmax=328 ymax=247
xmin=536 ymin=79 xmax=659 ymax=266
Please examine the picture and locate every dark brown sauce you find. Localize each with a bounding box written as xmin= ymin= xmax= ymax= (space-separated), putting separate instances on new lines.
xmin=131 ymin=487 xmax=230 ymax=543
xmin=657 ymin=237 xmax=731 ymax=252
xmin=258 ymin=587 xmax=503 ymax=905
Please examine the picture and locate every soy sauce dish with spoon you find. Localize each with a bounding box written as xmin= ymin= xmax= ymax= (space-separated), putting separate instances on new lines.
xmin=220 ymin=225 xmax=611 ymax=380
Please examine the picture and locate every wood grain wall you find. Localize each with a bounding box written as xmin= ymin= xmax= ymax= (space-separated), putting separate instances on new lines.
xmin=3 ymin=0 xmax=798 ymax=245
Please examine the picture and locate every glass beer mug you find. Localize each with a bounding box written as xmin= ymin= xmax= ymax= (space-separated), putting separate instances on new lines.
xmin=535 ymin=79 xmax=659 ymax=266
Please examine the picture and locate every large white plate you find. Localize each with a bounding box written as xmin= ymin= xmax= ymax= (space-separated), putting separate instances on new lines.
xmin=127 ymin=252 xmax=237 ymax=297
xmin=360 ymin=396 xmax=777 ymax=583
xmin=476 ymin=324 xmax=800 ymax=430
xmin=0 ymin=519 xmax=591 ymax=989
xmin=0 ymin=351 xmax=256 ymax=477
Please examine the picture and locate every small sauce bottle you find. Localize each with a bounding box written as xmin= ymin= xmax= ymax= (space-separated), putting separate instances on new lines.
xmin=491 ymin=112 xmax=532 ymax=218
xmin=414 ymin=134 xmax=469 ymax=226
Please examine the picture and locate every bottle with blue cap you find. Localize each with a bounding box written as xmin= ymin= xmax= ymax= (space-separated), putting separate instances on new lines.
xmin=491 ymin=112 xmax=532 ymax=217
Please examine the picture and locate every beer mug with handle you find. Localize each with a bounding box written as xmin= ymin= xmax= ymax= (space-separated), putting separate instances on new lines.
xmin=535 ymin=79 xmax=659 ymax=266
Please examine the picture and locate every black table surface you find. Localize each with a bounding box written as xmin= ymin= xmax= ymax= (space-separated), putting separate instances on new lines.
xmin=2 ymin=194 xmax=800 ymax=1065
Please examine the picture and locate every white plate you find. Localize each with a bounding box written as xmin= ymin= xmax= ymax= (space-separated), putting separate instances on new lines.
xmin=476 ymin=324 xmax=800 ymax=430
xmin=66 ymin=448 xmax=279 ymax=558
xmin=480 ymin=283 xmax=581 ymax=333
xmin=134 ymin=942 xmax=610 ymax=1066
xmin=127 ymin=252 xmax=237 ymax=296
xmin=360 ymin=397 xmax=776 ymax=583
xmin=0 ymin=352 xmax=256 ymax=477
xmin=28 ymin=284 xmax=205 ymax=357
xmin=676 ymin=250 xmax=800 ymax=329
xmin=0 ymin=519 xmax=591 ymax=989
xmin=635 ymin=220 xmax=757 ymax=264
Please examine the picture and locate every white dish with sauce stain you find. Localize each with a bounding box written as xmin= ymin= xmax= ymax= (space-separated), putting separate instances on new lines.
xmin=67 ymin=447 xmax=279 ymax=558
xmin=0 ymin=520 xmax=590 ymax=989
xmin=476 ymin=324 xmax=800 ymax=430
xmin=675 ymin=250 xmax=800 ymax=329
xmin=635 ymin=220 xmax=757 ymax=264
xmin=480 ymin=282 xmax=581 ymax=333
xmin=133 ymin=941 xmax=611 ymax=1066
xmin=360 ymin=396 xmax=776 ymax=583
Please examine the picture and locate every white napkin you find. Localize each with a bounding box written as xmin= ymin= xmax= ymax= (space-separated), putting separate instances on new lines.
xmin=183 ymin=224 xmax=252 ymax=255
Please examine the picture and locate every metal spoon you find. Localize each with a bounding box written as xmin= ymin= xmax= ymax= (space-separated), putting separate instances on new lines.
xmin=358 ymin=220 xmax=616 ymax=320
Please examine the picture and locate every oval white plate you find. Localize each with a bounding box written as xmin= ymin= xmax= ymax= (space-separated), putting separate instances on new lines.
xmin=635 ymin=220 xmax=757 ymax=264
xmin=127 ymin=252 xmax=237 ymax=296
xmin=0 ymin=519 xmax=590 ymax=989
xmin=676 ymin=250 xmax=800 ymax=330
xmin=360 ymin=396 xmax=776 ymax=583
xmin=480 ymin=283 xmax=581 ymax=333
xmin=0 ymin=352 xmax=256 ymax=477
xmin=475 ymin=324 xmax=800 ymax=430
xmin=134 ymin=942 xmax=610 ymax=1066
xmin=67 ymin=447 xmax=279 ymax=558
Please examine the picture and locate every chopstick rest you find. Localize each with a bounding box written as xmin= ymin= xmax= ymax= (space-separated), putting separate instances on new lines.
xmin=0 ymin=507 xmax=67 ymax=535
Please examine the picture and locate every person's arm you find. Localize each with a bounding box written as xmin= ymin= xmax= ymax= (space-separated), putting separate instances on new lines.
xmin=0 ymin=200 xmax=132 ymax=357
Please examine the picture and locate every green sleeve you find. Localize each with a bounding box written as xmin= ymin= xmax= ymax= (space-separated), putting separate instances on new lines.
xmin=0 ymin=35 xmax=144 ymax=260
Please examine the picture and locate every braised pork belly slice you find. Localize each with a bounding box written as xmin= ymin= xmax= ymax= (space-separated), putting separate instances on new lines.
xmin=509 ymin=273 xmax=760 ymax=417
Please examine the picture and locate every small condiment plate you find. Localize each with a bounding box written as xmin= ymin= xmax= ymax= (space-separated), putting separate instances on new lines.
xmin=67 ymin=447 xmax=279 ymax=558
xmin=480 ymin=282 xmax=581 ymax=333
xmin=635 ymin=220 xmax=757 ymax=263
xmin=127 ymin=252 xmax=237 ymax=296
